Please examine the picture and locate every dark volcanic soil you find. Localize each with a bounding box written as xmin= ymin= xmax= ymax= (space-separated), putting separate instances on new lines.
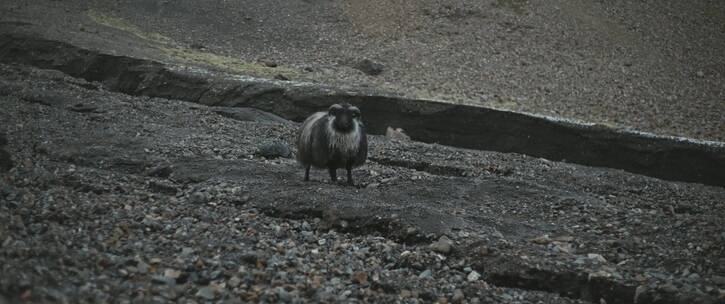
xmin=1 ymin=0 xmax=724 ymax=141
xmin=1 ymin=1 xmax=725 ymax=303
xmin=1 ymin=63 xmax=724 ymax=303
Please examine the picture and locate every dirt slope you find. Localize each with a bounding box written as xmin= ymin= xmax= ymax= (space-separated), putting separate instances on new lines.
xmin=1 ymin=0 xmax=724 ymax=140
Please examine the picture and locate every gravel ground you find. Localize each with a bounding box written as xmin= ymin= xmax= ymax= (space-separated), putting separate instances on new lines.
xmin=1 ymin=64 xmax=724 ymax=303
xmin=2 ymin=0 xmax=722 ymax=140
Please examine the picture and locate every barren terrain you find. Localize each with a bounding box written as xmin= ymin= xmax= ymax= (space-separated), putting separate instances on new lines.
xmin=1 ymin=1 xmax=724 ymax=303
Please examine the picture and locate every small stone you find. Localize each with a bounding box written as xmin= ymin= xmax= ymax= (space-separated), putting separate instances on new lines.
xmin=467 ymin=271 xmax=481 ymax=282
xmin=137 ymin=262 xmax=149 ymax=274
xmin=141 ymin=217 xmax=162 ymax=231
xmin=354 ymin=58 xmax=385 ymax=76
xmin=195 ymin=287 xmax=215 ymax=300
xmin=552 ymin=241 xmax=574 ymax=254
xmin=149 ymin=180 xmax=177 ymax=194
xmin=430 ymin=236 xmax=453 ymax=254
xmin=711 ymin=275 xmax=725 ymax=286
xmin=386 ymin=127 xmax=410 ymax=141
xmin=189 ymin=192 xmax=210 ymax=204
xmin=165 ymin=269 xmax=182 ymax=279
xmin=587 ymin=253 xmax=607 ymax=263
xmin=210 ymin=270 xmax=222 ymax=280
xmin=551 ymin=235 xmax=574 ymax=242
xmin=181 ymin=247 xmax=194 ymax=256
xmin=419 ymin=269 xmax=433 ymax=279
xmin=452 ymin=289 xmax=465 ymax=303
xmin=661 ymin=282 xmax=678 ymax=293
xmin=532 ymin=235 xmax=551 ymax=244
xmin=152 ymin=275 xmax=176 ymax=285
xmin=696 ymin=71 xmax=705 ymax=78
xmin=229 ymin=276 xmax=241 ymax=287
xmin=277 ymin=287 xmax=291 ymax=302
xmin=259 ymin=59 xmax=278 ymax=67
xmin=233 ymin=193 xmax=251 ymax=205
xmin=475 ymin=246 xmax=492 ymax=257
xmin=352 ymin=271 xmax=368 ymax=284
xmin=588 ymin=270 xmax=613 ymax=279
xmin=400 ymin=289 xmax=412 ymax=298
xmin=274 ymin=74 xmax=290 ymax=81
xmin=190 ymin=42 xmax=205 ymax=50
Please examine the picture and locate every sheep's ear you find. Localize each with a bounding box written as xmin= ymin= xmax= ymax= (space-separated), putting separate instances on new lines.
xmin=350 ymin=106 xmax=361 ymax=117
xmin=328 ymin=104 xmax=342 ymax=114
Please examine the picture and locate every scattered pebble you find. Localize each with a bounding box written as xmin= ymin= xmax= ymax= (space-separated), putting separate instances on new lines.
xmin=430 ymin=236 xmax=453 ymax=254
xmin=467 ymin=271 xmax=481 ymax=282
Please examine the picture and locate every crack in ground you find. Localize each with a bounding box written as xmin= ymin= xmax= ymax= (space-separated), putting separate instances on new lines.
xmin=0 ymin=33 xmax=723 ymax=186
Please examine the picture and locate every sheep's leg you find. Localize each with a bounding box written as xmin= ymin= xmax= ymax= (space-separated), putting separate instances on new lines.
xmin=346 ymin=165 xmax=354 ymax=186
xmin=328 ymin=168 xmax=337 ymax=183
xmin=304 ymin=165 xmax=311 ymax=181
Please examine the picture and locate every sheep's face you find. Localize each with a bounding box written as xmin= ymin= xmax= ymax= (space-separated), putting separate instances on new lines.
xmin=328 ymin=103 xmax=361 ymax=133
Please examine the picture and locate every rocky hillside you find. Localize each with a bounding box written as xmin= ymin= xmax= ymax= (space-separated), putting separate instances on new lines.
xmin=2 ymin=0 xmax=723 ymax=140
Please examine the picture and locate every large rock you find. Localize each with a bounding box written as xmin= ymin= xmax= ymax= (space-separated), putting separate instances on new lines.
xmin=354 ymin=58 xmax=385 ymax=76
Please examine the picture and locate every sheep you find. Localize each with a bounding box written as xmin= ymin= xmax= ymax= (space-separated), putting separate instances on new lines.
xmin=296 ymin=103 xmax=368 ymax=185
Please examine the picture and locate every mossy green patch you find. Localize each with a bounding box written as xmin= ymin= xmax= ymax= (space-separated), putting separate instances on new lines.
xmin=157 ymin=46 xmax=298 ymax=77
xmin=86 ymin=9 xmax=173 ymax=44
xmin=85 ymin=9 xmax=298 ymax=78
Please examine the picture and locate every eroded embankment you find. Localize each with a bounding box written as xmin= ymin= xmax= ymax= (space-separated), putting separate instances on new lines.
xmin=0 ymin=33 xmax=723 ymax=188
xmin=1 ymin=58 xmax=723 ymax=303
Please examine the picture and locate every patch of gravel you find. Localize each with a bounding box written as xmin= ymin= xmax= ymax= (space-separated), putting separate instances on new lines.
xmin=0 ymin=63 xmax=723 ymax=303
xmin=0 ymin=63 xmax=585 ymax=303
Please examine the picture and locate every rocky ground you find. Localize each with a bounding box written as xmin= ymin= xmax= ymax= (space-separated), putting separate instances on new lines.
xmin=1 ymin=1 xmax=725 ymax=303
xmin=1 ymin=0 xmax=723 ymax=141
xmin=1 ymin=63 xmax=724 ymax=303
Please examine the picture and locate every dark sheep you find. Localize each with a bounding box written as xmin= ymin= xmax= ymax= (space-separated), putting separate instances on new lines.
xmin=296 ymin=103 xmax=368 ymax=185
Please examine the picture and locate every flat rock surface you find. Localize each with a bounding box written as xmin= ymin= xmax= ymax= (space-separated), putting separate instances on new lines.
xmin=1 ymin=64 xmax=724 ymax=303
xmin=1 ymin=0 xmax=724 ymax=141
